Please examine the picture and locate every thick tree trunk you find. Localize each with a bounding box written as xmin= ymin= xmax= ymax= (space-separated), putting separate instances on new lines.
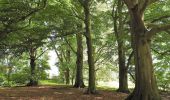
xmin=127 ymin=35 xmax=161 ymax=100
xmin=27 ymin=49 xmax=38 ymax=86
xmin=117 ymin=40 xmax=129 ymax=93
xmin=84 ymin=0 xmax=96 ymax=94
xmin=126 ymin=7 xmax=160 ymax=100
xmin=74 ymin=33 xmax=85 ymax=88
xmin=113 ymin=0 xmax=129 ymax=93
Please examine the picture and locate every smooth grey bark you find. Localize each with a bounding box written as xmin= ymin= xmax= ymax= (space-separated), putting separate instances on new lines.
xmin=27 ymin=48 xmax=38 ymax=86
xmin=82 ymin=0 xmax=96 ymax=94
xmin=113 ymin=0 xmax=129 ymax=93
xmin=74 ymin=33 xmax=85 ymax=88
xmin=125 ymin=3 xmax=161 ymax=100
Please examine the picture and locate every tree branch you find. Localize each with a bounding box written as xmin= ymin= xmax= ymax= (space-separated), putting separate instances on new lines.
xmin=78 ymin=0 xmax=84 ymax=7
xmin=52 ymin=32 xmax=75 ymax=38
xmin=149 ymin=0 xmax=159 ymax=5
xmin=50 ymin=30 xmax=84 ymax=39
xmin=94 ymin=44 xmax=107 ymax=64
xmin=126 ymin=50 xmax=134 ymax=70
xmin=11 ymin=0 xmax=47 ymax=24
xmin=64 ymin=37 xmax=77 ymax=54
xmin=151 ymin=48 xmax=170 ymax=56
xmin=35 ymin=49 xmax=48 ymax=60
xmin=55 ymin=48 xmax=62 ymax=62
xmin=147 ymin=24 xmax=170 ymax=38
xmin=71 ymin=7 xmax=84 ymax=21
xmin=151 ymin=15 xmax=170 ymax=23
xmin=128 ymin=71 xmax=136 ymax=82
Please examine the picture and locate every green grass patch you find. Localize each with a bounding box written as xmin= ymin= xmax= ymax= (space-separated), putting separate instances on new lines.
xmin=97 ymin=85 xmax=117 ymax=91
xmin=39 ymin=80 xmax=63 ymax=86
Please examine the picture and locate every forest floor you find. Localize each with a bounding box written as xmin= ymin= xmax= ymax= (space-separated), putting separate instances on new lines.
xmin=0 ymin=85 xmax=169 ymax=100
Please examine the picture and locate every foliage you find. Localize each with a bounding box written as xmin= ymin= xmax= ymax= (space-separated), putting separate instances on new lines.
xmin=152 ymin=32 xmax=170 ymax=91
xmin=0 ymin=52 xmax=50 ymax=86
xmin=0 ymin=0 xmax=170 ymax=95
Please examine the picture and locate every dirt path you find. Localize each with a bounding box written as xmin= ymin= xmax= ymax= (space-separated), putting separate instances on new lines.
xmin=0 ymin=85 xmax=169 ymax=100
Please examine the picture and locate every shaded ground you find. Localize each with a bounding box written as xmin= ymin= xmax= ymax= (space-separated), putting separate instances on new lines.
xmin=0 ymin=85 xmax=169 ymax=100
xmin=161 ymin=91 xmax=170 ymax=100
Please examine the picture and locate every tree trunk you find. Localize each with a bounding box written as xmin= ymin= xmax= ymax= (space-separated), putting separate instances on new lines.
xmin=84 ymin=0 xmax=96 ymax=94
xmin=54 ymin=46 xmax=65 ymax=84
xmin=65 ymin=49 xmax=70 ymax=85
xmin=126 ymin=6 xmax=161 ymax=100
xmin=74 ymin=33 xmax=85 ymax=88
xmin=7 ymin=66 xmax=12 ymax=86
xmin=117 ymin=40 xmax=129 ymax=93
xmin=27 ymin=48 xmax=38 ymax=86
xmin=113 ymin=0 xmax=129 ymax=93
xmin=65 ymin=68 xmax=70 ymax=85
xmin=71 ymin=76 xmax=74 ymax=86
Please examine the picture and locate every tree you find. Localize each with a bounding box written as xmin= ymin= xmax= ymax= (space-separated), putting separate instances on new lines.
xmin=3 ymin=18 xmax=50 ymax=85
xmin=74 ymin=32 xmax=85 ymax=88
xmin=78 ymin=0 xmax=96 ymax=94
xmin=51 ymin=36 xmax=76 ymax=85
xmin=123 ymin=0 xmax=170 ymax=99
xmin=28 ymin=46 xmax=38 ymax=86
xmin=0 ymin=0 xmax=47 ymax=38
xmin=112 ymin=0 xmax=130 ymax=93
xmin=0 ymin=0 xmax=48 ymax=86
xmin=69 ymin=0 xmax=86 ymax=88
xmin=65 ymin=44 xmax=71 ymax=85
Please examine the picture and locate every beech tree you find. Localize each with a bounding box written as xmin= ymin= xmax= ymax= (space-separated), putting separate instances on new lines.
xmin=112 ymin=0 xmax=130 ymax=93
xmin=0 ymin=0 xmax=47 ymax=38
xmin=1 ymin=0 xmax=170 ymax=99
xmin=74 ymin=32 xmax=85 ymax=88
xmin=123 ymin=0 xmax=170 ymax=99
xmin=78 ymin=0 xmax=96 ymax=94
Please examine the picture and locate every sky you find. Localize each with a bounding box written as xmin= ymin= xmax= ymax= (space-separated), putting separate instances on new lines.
xmin=47 ymin=50 xmax=59 ymax=78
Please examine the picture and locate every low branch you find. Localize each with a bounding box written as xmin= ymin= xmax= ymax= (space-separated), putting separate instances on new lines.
xmin=149 ymin=0 xmax=159 ymax=6
xmin=126 ymin=50 xmax=134 ymax=70
xmin=151 ymin=15 xmax=170 ymax=23
xmin=146 ymin=24 xmax=170 ymax=38
xmin=94 ymin=44 xmax=107 ymax=64
xmin=78 ymin=0 xmax=84 ymax=7
xmin=64 ymin=38 xmax=77 ymax=54
xmin=71 ymin=7 xmax=84 ymax=21
xmin=50 ymin=30 xmax=84 ymax=39
xmin=128 ymin=71 xmax=135 ymax=82
xmin=12 ymin=0 xmax=47 ymax=24
xmin=49 ymin=32 xmax=75 ymax=39
xmin=151 ymin=48 xmax=170 ymax=56
xmin=35 ymin=49 xmax=48 ymax=60
xmin=55 ymin=48 xmax=62 ymax=62
xmin=95 ymin=55 xmax=112 ymax=71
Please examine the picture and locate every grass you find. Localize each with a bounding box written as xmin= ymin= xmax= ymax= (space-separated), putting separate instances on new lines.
xmin=97 ymin=86 xmax=117 ymax=91
xmin=0 ymin=79 xmax=132 ymax=92
xmin=40 ymin=79 xmax=117 ymax=91
xmin=39 ymin=80 xmax=62 ymax=86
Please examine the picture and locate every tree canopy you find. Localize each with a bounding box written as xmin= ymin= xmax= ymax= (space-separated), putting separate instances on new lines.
xmin=0 ymin=0 xmax=170 ymax=100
